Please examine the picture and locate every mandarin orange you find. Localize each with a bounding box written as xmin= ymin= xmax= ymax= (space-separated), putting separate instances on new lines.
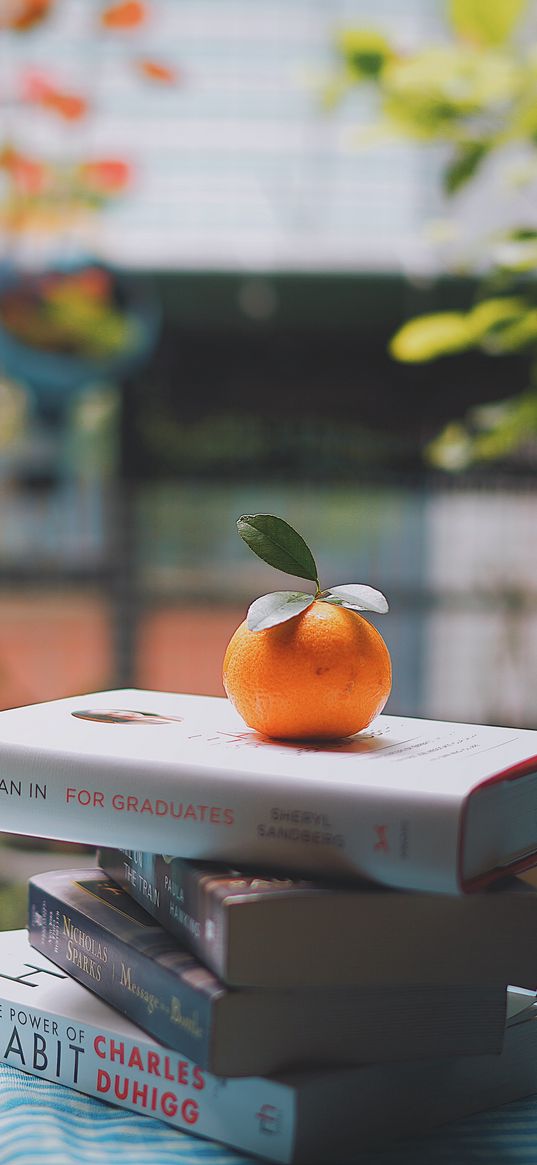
xmin=222 ymin=599 xmax=392 ymax=741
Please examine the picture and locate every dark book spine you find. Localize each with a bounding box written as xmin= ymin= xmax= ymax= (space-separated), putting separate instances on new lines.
xmin=28 ymin=880 xmax=214 ymax=1069
xmin=98 ymin=848 xmax=226 ymax=978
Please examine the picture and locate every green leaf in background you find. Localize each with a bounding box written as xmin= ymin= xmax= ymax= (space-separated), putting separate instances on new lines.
xmin=390 ymin=299 xmax=527 ymax=364
xmin=389 ymin=312 xmax=472 ymax=362
xmin=324 ymin=584 xmax=389 ymax=614
xmin=481 ymin=309 xmax=537 ymax=352
xmin=380 ymin=47 xmax=517 ymax=140
xmin=329 ymin=0 xmax=537 ymax=470
xmin=425 ymin=422 xmax=475 ymax=471
xmin=247 ymin=591 xmax=315 ymax=631
xmin=468 ymin=296 xmax=525 ymax=336
xmin=449 ymin=0 xmax=526 ymax=46
xmin=237 ymin=514 xmax=319 ymax=584
xmin=425 ymin=388 xmax=537 ymax=469
xmin=444 ymin=140 xmax=491 ymax=194
xmin=336 ymin=28 xmax=393 ymax=79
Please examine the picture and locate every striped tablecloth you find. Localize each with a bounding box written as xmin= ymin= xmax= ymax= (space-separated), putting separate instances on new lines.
xmin=0 ymin=1064 xmax=535 ymax=1165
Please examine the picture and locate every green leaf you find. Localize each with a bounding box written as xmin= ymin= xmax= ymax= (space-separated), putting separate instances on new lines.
xmin=425 ymin=422 xmax=475 ymax=471
xmin=336 ymin=28 xmax=392 ymax=79
xmin=425 ymin=389 xmax=537 ymax=471
xmin=449 ymin=0 xmax=526 ymax=46
xmin=468 ymin=297 xmax=525 ymax=336
xmin=390 ymin=300 xmax=527 ymax=366
xmin=506 ymin=228 xmax=537 ymax=241
xmin=389 ymin=312 xmax=472 ymax=363
xmin=247 ymin=591 xmax=315 ymax=631
xmin=324 ymin=584 xmax=389 ymax=614
xmin=237 ymin=515 xmax=319 ymax=583
xmin=444 ymin=141 xmax=490 ymax=195
xmin=480 ymin=309 xmax=537 ymax=352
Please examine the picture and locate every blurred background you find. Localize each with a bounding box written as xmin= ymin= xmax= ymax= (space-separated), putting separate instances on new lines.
xmin=0 ymin=0 xmax=536 ymax=917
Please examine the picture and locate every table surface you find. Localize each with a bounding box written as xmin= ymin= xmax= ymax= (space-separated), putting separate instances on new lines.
xmin=1 ymin=1062 xmax=535 ymax=1165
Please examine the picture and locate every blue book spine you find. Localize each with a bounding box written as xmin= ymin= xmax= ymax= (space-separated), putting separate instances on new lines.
xmin=28 ymin=875 xmax=216 ymax=1069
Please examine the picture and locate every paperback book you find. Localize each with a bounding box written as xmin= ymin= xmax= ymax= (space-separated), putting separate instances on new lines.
xmin=99 ymin=846 xmax=537 ymax=989
xmin=1 ymin=688 xmax=537 ymax=891
xmin=28 ymin=868 xmax=509 ymax=1076
xmin=1 ymin=929 xmax=536 ymax=1164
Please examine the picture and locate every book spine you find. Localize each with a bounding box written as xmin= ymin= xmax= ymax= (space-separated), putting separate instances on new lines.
xmin=28 ymin=881 xmax=217 ymax=1070
xmin=0 ymin=747 xmax=464 ymax=892
xmin=0 ymin=994 xmax=295 ymax=1163
xmin=98 ymin=849 xmax=227 ymax=979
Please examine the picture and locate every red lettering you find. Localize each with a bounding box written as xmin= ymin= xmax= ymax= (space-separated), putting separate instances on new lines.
xmin=374 ymin=825 xmax=389 ymax=852
xmin=132 ymin=1081 xmax=148 ymax=1107
xmin=192 ymin=1066 xmax=205 ymax=1091
xmin=114 ymin=1076 xmax=129 ymax=1101
xmin=66 ymin=787 xmax=104 ymax=807
xmin=146 ymin=1050 xmax=161 ymax=1076
xmin=127 ymin=1046 xmax=144 ymax=1071
xmin=181 ymin=1097 xmax=199 ymax=1125
xmin=96 ymin=1068 xmax=110 ymax=1093
xmin=109 ymin=1040 xmax=125 ymax=1063
xmin=177 ymin=1061 xmax=188 ymax=1086
xmin=94 ymin=1036 xmax=106 ymax=1058
xmin=162 ymin=1092 xmax=178 ymax=1117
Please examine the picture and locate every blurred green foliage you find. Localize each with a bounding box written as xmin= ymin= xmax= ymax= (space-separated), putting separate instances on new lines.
xmin=331 ymin=0 xmax=537 ymax=469
xmin=0 ymin=882 xmax=27 ymax=931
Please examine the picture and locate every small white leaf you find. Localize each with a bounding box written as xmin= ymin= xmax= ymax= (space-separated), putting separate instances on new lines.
xmin=247 ymin=591 xmax=315 ymax=631
xmin=325 ymin=584 xmax=389 ymax=614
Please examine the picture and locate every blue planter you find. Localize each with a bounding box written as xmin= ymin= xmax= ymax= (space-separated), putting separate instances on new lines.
xmin=0 ymin=263 xmax=160 ymax=414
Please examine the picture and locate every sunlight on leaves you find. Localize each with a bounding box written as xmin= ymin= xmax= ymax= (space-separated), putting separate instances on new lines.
xmin=389 ymin=312 xmax=472 ymax=362
xmin=426 ymin=422 xmax=475 ymax=470
xmin=449 ymin=0 xmax=527 ymax=47
xmin=332 ymin=0 xmax=534 ymax=468
xmin=381 ymin=48 xmax=518 ymax=141
xmin=468 ymin=297 xmax=525 ymax=334
xmin=481 ymin=309 xmax=537 ymax=353
xmin=426 ymin=389 xmax=537 ymax=469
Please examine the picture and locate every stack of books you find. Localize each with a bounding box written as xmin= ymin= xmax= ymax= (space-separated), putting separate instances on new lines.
xmin=1 ymin=686 xmax=537 ymax=1161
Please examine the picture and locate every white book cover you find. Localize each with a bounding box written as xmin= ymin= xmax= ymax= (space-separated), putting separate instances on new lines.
xmin=0 ymin=689 xmax=537 ymax=891
xmin=0 ymin=929 xmax=294 ymax=1162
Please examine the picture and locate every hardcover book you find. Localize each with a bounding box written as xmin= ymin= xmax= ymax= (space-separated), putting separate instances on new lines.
xmin=1 ymin=929 xmax=536 ymax=1164
xmin=28 ymin=868 xmax=509 ymax=1077
xmin=2 ymin=688 xmax=537 ymax=891
xmin=98 ymin=847 xmax=537 ymax=990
